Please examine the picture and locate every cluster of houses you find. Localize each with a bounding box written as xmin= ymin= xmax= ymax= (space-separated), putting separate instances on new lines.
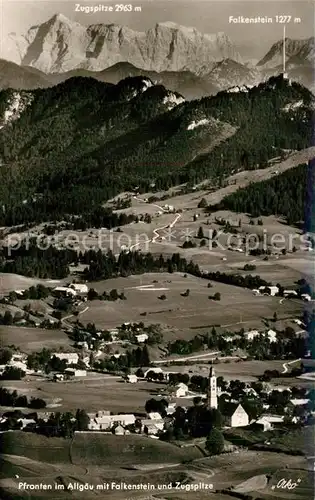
xmin=52 ymin=352 xmax=88 ymax=381
xmin=0 ymin=353 xmax=34 ymax=376
xmin=252 ymin=285 xmax=312 ymax=301
xmin=86 ymin=408 xmax=176 ymax=436
xmin=0 ymin=349 xmax=89 ymax=381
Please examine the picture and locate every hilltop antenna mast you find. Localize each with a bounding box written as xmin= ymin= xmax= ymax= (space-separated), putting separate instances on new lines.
xmin=283 ymin=25 xmax=288 ymax=79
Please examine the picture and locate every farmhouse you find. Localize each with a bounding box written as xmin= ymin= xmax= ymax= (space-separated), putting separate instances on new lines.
xmin=18 ymin=418 xmax=36 ymax=429
xmin=65 ymin=368 xmax=87 ymax=377
xmin=167 ymin=403 xmax=176 ymax=415
xmin=126 ymin=374 xmax=138 ymax=383
xmin=135 ymin=333 xmax=148 ymax=343
xmin=222 ymin=403 xmax=249 ymax=428
xmin=254 ymin=415 xmax=284 ymax=431
xmin=69 ymin=283 xmax=89 ymax=295
xmin=288 ymin=398 xmax=310 ymax=408
xmin=52 ymin=353 xmax=79 ymax=365
xmin=88 ymin=413 xmax=135 ymax=431
xmin=53 ymin=286 xmax=77 ymax=297
xmin=147 ymin=412 xmax=163 ymax=420
xmin=301 ymin=294 xmax=312 ymax=301
xmin=244 ymin=330 xmax=260 ymax=341
xmin=284 ymin=290 xmax=298 ymax=297
xmin=174 ymin=382 xmax=189 ymax=398
xmin=114 ymin=425 xmax=126 ymax=435
xmin=266 ymin=329 xmax=277 ymax=343
xmin=142 ymin=418 xmax=164 ymax=434
xmin=258 ymin=285 xmax=279 ymax=296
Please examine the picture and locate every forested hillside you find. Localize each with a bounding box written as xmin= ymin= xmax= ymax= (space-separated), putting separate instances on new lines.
xmin=0 ymin=74 xmax=313 ymax=225
xmin=209 ymin=162 xmax=315 ymax=226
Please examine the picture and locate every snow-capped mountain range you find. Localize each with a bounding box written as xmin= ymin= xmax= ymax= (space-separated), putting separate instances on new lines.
xmin=2 ymin=14 xmax=314 ymax=96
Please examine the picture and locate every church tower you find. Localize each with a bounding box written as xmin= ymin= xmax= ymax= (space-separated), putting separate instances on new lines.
xmin=207 ymin=366 xmax=218 ymax=409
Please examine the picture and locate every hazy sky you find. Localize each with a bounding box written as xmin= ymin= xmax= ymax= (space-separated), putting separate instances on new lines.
xmin=1 ymin=0 xmax=314 ymax=60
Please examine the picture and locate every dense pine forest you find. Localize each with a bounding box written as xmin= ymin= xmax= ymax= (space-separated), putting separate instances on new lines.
xmin=0 ymin=75 xmax=313 ymax=225
xmin=209 ymin=162 xmax=315 ymax=226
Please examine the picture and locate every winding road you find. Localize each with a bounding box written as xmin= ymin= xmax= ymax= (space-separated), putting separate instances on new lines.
xmin=128 ymin=196 xmax=182 ymax=251
xmin=282 ymin=358 xmax=301 ymax=374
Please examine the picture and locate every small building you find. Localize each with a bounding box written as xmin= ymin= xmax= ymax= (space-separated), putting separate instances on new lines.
xmin=254 ymin=415 xmax=284 ymax=431
xmin=18 ymin=418 xmax=36 ymax=429
xmin=126 ymin=374 xmax=138 ymax=384
xmin=148 ymin=412 xmax=162 ymax=420
xmin=222 ymin=403 xmax=249 ymax=428
xmin=65 ymin=369 xmax=87 ymax=377
xmin=144 ymin=423 xmax=161 ymax=435
xmin=52 ymin=353 xmax=79 ymax=365
xmin=53 ymin=286 xmax=77 ymax=297
xmin=167 ymin=403 xmax=176 ymax=415
xmin=267 ymin=329 xmax=277 ymax=343
xmin=288 ymin=398 xmax=310 ymax=408
xmin=243 ymin=387 xmax=258 ymax=397
xmin=259 ymin=285 xmax=279 ymax=296
xmin=301 ymin=294 xmax=312 ymax=302
xmin=284 ymin=290 xmax=298 ymax=297
xmin=142 ymin=418 xmax=164 ymax=434
xmin=174 ymin=382 xmax=189 ymax=398
xmin=70 ymin=283 xmax=89 ymax=295
xmin=88 ymin=414 xmax=135 ymax=431
xmin=135 ymin=333 xmax=148 ymax=343
xmin=114 ymin=425 xmax=125 ymax=435
xmin=244 ymin=330 xmax=260 ymax=341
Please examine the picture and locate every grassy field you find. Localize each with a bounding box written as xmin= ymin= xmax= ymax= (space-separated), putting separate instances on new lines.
xmin=162 ymin=359 xmax=288 ymax=383
xmin=0 ymin=375 xmax=168 ymax=413
xmin=78 ymin=272 xmax=303 ymax=333
xmin=0 ymin=273 xmax=63 ymax=297
xmin=0 ymin=325 xmax=71 ymax=352
xmin=0 ymin=431 xmax=203 ymax=466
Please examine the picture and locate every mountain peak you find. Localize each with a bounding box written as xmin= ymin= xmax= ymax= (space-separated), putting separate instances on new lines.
xmin=48 ymin=13 xmax=73 ymax=25
xmin=7 ymin=16 xmax=242 ymax=74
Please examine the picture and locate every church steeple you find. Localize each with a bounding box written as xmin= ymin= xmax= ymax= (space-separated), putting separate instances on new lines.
xmin=207 ymin=366 xmax=218 ymax=409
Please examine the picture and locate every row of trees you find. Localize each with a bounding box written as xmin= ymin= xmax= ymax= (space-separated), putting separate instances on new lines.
xmin=0 ymin=387 xmax=46 ymax=409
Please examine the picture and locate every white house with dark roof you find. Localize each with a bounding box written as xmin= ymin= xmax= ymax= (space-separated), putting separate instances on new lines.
xmin=222 ymin=403 xmax=249 ymax=428
xmin=52 ymin=352 xmax=79 ymax=365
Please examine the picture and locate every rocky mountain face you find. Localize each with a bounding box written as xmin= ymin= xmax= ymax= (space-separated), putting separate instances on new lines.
xmin=257 ymin=37 xmax=315 ymax=69
xmin=203 ymin=59 xmax=262 ymax=91
xmin=10 ymin=15 xmax=243 ymax=74
xmin=3 ymin=15 xmax=314 ymax=97
xmin=0 ymin=75 xmax=313 ymax=224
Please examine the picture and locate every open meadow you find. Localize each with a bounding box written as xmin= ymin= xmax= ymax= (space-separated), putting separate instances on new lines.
xmin=0 ymin=374 xmax=167 ymax=413
xmin=79 ymin=272 xmax=304 ymax=333
xmin=0 ymin=325 xmax=71 ymax=352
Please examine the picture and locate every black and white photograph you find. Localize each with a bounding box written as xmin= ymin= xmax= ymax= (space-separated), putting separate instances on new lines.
xmin=0 ymin=0 xmax=314 ymax=498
